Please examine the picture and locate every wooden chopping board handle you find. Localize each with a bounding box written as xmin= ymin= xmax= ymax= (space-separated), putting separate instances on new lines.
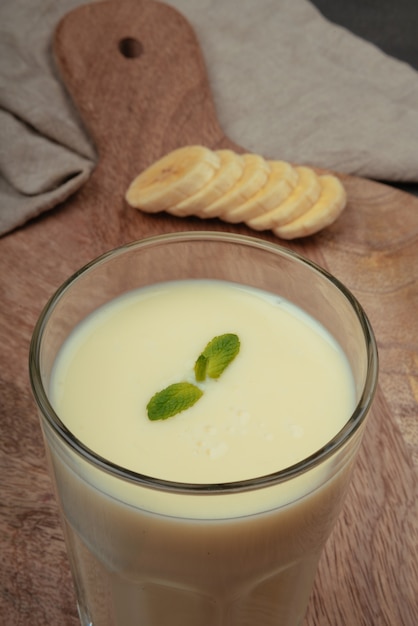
xmin=54 ymin=0 xmax=230 ymax=192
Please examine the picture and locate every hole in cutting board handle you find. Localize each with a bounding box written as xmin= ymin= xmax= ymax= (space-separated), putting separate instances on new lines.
xmin=118 ymin=37 xmax=143 ymax=59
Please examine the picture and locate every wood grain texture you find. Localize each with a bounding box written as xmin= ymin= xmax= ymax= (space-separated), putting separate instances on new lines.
xmin=0 ymin=1 xmax=417 ymax=624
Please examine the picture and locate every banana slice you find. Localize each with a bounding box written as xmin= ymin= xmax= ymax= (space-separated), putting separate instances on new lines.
xmin=202 ymin=153 xmax=270 ymax=219
xmin=125 ymin=145 xmax=220 ymax=213
xmin=246 ymin=166 xmax=321 ymax=231
xmin=220 ymin=160 xmax=298 ymax=224
xmin=273 ymin=175 xmax=347 ymax=239
xmin=169 ymin=150 xmax=245 ymax=217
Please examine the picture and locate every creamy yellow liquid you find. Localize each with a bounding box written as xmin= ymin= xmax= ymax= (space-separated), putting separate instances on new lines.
xmin=51 ymin=279 xmax=354 ymax=484
xmin=47 ymin=279 xmax=358 ymax=626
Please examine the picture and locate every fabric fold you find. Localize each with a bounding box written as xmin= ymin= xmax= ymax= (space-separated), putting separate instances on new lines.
xmin=0 ymin=0 xmax=97 ymax=236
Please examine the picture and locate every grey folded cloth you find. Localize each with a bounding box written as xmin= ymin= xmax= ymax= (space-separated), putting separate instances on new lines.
xmin=1 ymin=0 xmax=418 ymax=237
xmin=0 ymin=0 xmax=97 ymax=236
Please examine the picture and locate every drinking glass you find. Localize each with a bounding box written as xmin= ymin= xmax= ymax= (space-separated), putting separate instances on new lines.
xmin=29 ymin=231 xmax=378 ymax=626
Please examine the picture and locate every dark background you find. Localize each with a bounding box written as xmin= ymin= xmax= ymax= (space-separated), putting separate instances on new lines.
xmin=311 ymin=0 xmax=418 ymax=196
xmin=311 ymin=0 xmax=418 ymax=70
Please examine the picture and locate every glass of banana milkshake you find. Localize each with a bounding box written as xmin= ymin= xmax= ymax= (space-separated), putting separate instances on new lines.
xmin=29 ymin=232 xmax=378 ymax=626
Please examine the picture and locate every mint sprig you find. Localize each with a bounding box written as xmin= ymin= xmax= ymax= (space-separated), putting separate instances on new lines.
xmin=146 ymin=333 xmax=240 ymax=421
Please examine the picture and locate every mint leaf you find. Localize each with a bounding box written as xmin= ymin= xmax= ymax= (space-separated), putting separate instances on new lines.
xmin=195 ymin=333 xmax=240 ymax=381
xmin=147 ymin=382 xmax=203 ymax=421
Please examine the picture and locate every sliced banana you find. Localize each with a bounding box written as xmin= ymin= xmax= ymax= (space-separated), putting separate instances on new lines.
xmin=221 ymin=160 xmax=298 ymax=224
xmin=203 ymin=153 xmax=270 ymax=219
xmin=170 ymin=150 xmax=244 ymax=217
xmin=125 ymin=145 xmax=348 ymax=239
xmin=125 ymin=145 xmax=220 ymax=213
xmin=246 ymin=166 xmax=322 ymax=231
xmin=273 ymin=175 xmax=347 ymax=239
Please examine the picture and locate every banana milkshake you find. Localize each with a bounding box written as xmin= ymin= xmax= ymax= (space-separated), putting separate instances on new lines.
xmin=31 ymin=233 xmax=377 ymax=626
xmin=48 ymin=279 xmax=355 ymax=626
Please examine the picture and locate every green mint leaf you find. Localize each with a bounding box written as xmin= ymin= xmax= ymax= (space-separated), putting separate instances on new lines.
xmin=147 ymin=382 xmax=203 ymax=421
xmin=196 ymin=333 xmax=240 ymax=380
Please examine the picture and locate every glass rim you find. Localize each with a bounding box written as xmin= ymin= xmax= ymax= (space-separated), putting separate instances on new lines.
xmin=29 ymin=231 xmax=379 ymax=495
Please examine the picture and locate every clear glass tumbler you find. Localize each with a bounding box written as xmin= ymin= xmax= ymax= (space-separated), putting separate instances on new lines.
xmin=29 ymin=232 xmax=378 ymax=626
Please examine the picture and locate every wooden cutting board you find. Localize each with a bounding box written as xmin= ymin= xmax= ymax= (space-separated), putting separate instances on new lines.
xmin=0 ymin=1 xmax=417 ymax=624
